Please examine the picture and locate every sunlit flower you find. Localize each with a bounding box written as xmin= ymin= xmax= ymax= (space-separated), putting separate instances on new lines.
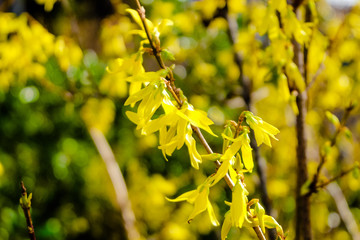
xmin=166 ymin=180 xmax=219 ymax=226
xmin=244 ymin=112 xmax=280 ymax=147
xmin=230 ymin=178 xmax=249 ymax=228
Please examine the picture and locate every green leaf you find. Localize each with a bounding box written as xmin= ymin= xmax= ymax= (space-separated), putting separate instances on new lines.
xmin=255 ymin=202 xmax=266 ymax=233
xmin=222 ymin=125 xmax=233 ymax=153
xmin=161 ymin=49 xmax=175 ymax=61
xmin=263 ymin=215 xmax=284 ymax=236
xmin=325 ymin=111 xmax=340 ymax=128
xmin=45 ymin=56 xmax=67 ymax=87
xmin=300 ymin=179 xmax=312 ymax=196
xmin=352 ymin=164 xmax=359 ymax=179
xmin=343 ymin=127 xmax=352 ymax=140
xmin=321 ymin=141 xmax=332 ymax=157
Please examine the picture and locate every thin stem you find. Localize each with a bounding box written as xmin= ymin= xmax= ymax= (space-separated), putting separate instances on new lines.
xmin=135 ymin=0 xmax=166 ymax=70
xmin=20 ymin=181 xmax=36 ymax=240
xmin=308 ymin=104 xmax=355 ymax=196
xmin=89 ymin=128 xmax=140 ymax=240
xmin=254 ymin=226 xmax=267 ymax=240
xmin=316 ymin=165 xmax=358 ymax=190
xmin=293 ymin=6 xmax=312 ymax=240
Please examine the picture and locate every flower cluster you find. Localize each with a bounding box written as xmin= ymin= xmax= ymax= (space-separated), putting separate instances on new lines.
xmin=118 ymin=5 xmax=285 ymax=239
xmin=0 ymin=13 xmax=82 ymax=91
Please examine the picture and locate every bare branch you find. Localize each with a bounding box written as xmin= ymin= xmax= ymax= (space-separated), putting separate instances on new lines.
xmin=316 ymin=165 xmax=358 ymax=190
xmin=308 ymin=103 xmax=355 ymax=196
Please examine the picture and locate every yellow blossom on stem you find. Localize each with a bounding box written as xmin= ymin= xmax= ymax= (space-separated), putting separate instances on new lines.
xmin=230 ymin=177 xmax=249 ymax=228
xmin=244 ymin=111 xmax=280 ymax=147
xmin=166 ymin=179 xmax=219 ymax=226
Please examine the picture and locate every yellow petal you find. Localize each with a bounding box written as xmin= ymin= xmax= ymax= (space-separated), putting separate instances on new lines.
xmin=241 ymin=134 xmax=253 ymax=172
xmin=188 ymin=187 xmax=209 ymax=223
xmin=176 ymin=104 xmax=217 ymax=136
xmin=185 ymin=132 xmax=202 ymax=169
xmin=261 ymin=120 xmax=280 ymax=137
xmin=231 ymin=180 xmax=248 ymax=227
xmin=125 ymin=111 xmax=140 ymax=126
xmin=223 ymin=140 xmax=242 ymax=160
xmin=166 ymin=190 xmax=198 ymax=203
xmin=221 ymin=211 xmax=232 ymax=240
xmin=142 ymin=114 xmax=169 ymax=135
xmin=210 ymin=157 xmax=231 ymax=187
xmin=124 ymin=86 xmax=150 ymax=106
xmin=126 ymin=70 xmax=167 ymax=82
xmin=126 ymin=9 xmax=143 ymax=29
xmin=207 ymin=199 xmax=219 ymax=226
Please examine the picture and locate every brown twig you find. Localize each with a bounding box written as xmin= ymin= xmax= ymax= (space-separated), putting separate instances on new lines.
xmin=20 ymin=181 xmax=36 ymax=240
xmin=254 ymin=225 xmax=267 ymax=240
xmin=316 ymin=165 xmax=358 ymax=190
xmin=133 ymin=1 xmax=267 ymax=239
xmin=292 ymin=6 xmax=312 ymax=240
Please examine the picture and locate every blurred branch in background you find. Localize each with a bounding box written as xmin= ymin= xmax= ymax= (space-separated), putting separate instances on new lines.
xmin=89 ymin=128 xmax=140 ymax=240
xmin=326 ymin=182 xmax=360 ymax=240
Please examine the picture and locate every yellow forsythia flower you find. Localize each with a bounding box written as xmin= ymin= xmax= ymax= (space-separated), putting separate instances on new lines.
xmin=166 ymin=179 xmax=219 ymax=226
xmin=230 ymin=178 xmax=249 ymax=228
xmin=244 ymin=112 xmax=280 ymax=147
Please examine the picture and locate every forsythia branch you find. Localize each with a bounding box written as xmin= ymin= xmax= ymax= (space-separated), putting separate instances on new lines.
xmin=20 ymin=181 xmax=36 ymax=240
xmin=132 ymin=1 xmax=268 ymax=239
xmin=308 ymin=103 xmax=355 ymax=196
xmin=315 ymin=165 xmax=359 ymax=190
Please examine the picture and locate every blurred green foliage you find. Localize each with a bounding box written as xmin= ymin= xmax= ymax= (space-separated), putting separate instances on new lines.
xmin=0 ymin=0 xmax=360 ymax=239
